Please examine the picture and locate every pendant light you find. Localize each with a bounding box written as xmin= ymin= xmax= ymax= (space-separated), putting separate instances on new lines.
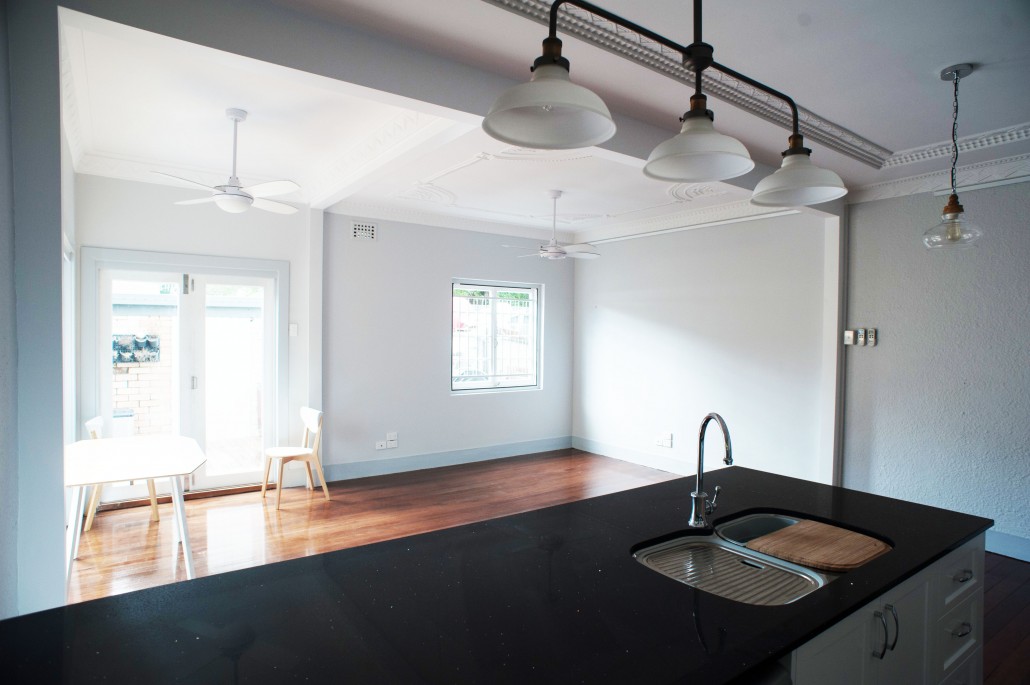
xmin=922 ymin=64 xmax=983 ymax=249
xmin=483 ymin=1 xmax=845 ymax=206
xmin=643 ymin=3 xmax=753 ymax=182
xmin=482 ymin=35 xmax=616 ymax=150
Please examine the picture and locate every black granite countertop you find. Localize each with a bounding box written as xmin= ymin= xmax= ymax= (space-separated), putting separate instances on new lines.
xmin=0 ymin=467 xmax=992 ymax=683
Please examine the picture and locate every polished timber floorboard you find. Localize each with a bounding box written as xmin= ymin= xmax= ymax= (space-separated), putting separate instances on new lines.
xmin=66 ymin=451 xmax=1029 ymax=683
xmin=67 ymin=448 xmax=677 ymax=604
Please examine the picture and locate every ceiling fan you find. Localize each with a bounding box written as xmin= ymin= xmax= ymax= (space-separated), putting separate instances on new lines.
xmin=153 ymin=108 xmax=299 ymax=215
xmin=510 ymin=190 xmax=600 ymax=260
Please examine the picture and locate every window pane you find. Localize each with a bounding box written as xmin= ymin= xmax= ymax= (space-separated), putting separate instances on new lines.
xmin=452 ymin=282 xmax=539 ymax=391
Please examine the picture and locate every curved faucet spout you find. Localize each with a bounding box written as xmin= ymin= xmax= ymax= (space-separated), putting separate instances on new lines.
xmin=689 ymin=412 xmax=733 ymax=528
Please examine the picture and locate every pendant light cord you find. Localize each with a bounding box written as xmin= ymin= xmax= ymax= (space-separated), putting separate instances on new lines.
xmin=950 ymin=71 xmax=960 ymax=197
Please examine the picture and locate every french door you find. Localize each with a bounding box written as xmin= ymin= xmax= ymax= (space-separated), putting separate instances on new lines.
xmin=80 ymin=249 xmax=289 ymax=499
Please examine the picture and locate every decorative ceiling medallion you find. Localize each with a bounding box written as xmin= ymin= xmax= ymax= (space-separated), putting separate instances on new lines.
xmin=482 ymin=0 xmax=892 ymax=168
xmin=397 ymin=183 xmax=458 ymax=205
xmin=668 ymin=183 xmax=728 ymax=202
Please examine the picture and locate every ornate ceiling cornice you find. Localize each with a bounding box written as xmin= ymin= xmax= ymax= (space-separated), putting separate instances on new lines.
xmin=849 ymin=153 xmax=1030 ymax=205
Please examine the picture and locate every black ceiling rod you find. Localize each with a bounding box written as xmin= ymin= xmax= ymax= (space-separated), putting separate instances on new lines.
xmin=540 ymin=0 xmax=807 ymax=153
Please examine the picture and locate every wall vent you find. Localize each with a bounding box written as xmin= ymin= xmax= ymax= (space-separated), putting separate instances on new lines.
xmin=352 ymin=221 xmax=377 ymax=241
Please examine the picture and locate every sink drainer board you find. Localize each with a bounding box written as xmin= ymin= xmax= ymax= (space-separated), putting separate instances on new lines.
xmin=635 ymin=538 xmax=825 ymax=605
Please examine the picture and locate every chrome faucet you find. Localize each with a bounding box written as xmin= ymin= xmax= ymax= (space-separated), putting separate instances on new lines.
xmin=689 ymin=413 xmax=733 ymax=528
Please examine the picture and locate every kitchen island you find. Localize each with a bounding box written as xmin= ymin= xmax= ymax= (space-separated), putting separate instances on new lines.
xmin=0 ymin=466 xmax=992 ymax=683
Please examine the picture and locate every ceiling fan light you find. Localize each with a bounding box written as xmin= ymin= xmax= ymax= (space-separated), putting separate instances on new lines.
xmin=482 ymin=64 xmax=616 ymax=150
xmin=750 ymin=152 xmax=847 ymax=207
xmin=214 ymin=193 xmax=253 ymax=214
xmin=643 ymin=116 xmax=754 ymax=182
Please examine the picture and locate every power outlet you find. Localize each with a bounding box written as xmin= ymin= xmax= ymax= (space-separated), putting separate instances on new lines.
xmin=375 ymin=440 xmax=387 ymax=450
xmin=655 ymin=433 xmax=673 ymax=448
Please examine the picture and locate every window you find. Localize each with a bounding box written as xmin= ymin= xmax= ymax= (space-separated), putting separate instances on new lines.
xmin=452 ymin=280 xmax=540 ymax=391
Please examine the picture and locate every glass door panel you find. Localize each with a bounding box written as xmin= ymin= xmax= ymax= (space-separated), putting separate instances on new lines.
xmin=190 ymin=276 xmax=274 ymax=490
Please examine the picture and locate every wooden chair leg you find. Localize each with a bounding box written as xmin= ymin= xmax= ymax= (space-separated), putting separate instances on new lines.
xmin=312 ymin=457 xmax=331 ymax=502
xmin=146 ymin=479 xmax=160 ymax=522
xmin=275 ymin=458 xmax=286 ymax=510
xmin=304 ymin=463 xmax=314 ymax=491
xmin=84 ymin=483 xmax=103 ymax=532
xmin=261 ymin=456 xmax=272 ymax=499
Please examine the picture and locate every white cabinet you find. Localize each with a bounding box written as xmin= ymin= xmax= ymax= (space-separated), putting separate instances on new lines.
xmin=791 ymin=534 xmax=984 ymax=685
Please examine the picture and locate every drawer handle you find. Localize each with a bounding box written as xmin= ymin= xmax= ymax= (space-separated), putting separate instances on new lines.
xmin=885 ymin=603 xmax=899 ymax=651
xmin=953 ymin=569 xmax=974 ymax=583
xmin=873 ymin=610 xmax=889 ymax=659
xmin=951 ymin=622 xmax=972 ymax=638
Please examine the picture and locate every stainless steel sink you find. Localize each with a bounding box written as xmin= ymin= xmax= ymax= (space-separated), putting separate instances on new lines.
xmin=716 ymin=513 xmax=800 ymax=546
xmin=633 ymin=535 xmax=830 ymax=605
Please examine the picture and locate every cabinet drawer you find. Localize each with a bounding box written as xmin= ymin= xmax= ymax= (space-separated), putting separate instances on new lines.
xmin=938 ymin=647 xmax=982 ymax=685
xmin=930 ymin=536 xmax=984 ymax=612
xmin=932 ymin=590 xmax=982 ymax=682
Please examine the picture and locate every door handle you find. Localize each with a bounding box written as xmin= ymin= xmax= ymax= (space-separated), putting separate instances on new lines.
xmin=885 ymin=603 xmax=899 ymax=651
xmin=873 ymin=610 xmax=888 ymax=659
xmin=191 ymin=376 xmax=198 ymax=390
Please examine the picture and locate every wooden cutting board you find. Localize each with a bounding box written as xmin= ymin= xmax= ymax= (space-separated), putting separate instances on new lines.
xmin=746 ymin=519 xmax=891 ymax=572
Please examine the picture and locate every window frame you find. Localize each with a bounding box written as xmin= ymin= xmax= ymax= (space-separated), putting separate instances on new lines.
xmin=450 ymin=278 xmax=543 ymax=394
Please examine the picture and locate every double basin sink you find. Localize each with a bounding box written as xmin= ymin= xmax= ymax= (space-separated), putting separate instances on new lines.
xmin=633 ymin=513 xmax=837 ymax=606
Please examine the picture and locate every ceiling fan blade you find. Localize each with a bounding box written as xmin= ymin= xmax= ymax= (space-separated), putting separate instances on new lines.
xmin=252 ymin=197 xmax=298 ymax=215
xmin=564 ymin=243 xmax=600 ymax=259
xmin=174 ymin=196 xmax=218 ymax=206
xmin=516 ymin=252 xmax=544 ymax=258
xmin=244 ymin=179 xmax=300 ymax=198
xmin=152 ymin=171 xmax=217 ymax=192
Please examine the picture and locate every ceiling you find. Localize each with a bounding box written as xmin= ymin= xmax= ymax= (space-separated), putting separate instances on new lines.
xmin=59 ymin=1 xmax=1030 ymax=243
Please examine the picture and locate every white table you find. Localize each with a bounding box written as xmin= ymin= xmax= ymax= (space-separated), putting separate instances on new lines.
xmin=65 ymin=435 xmax=206 ymax=582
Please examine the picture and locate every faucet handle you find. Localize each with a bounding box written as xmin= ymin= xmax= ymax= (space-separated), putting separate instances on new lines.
xmin=706 ymin=485 xmax=722 ymax=514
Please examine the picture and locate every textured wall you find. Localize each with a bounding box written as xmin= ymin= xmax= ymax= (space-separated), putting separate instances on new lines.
xmin=844 ymin=183 xmax=1030 ymax=556
xmin=0 ymin=0 xmax=21 ymax=620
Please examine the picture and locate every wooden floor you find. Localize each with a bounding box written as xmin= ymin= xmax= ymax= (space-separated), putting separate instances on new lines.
xmin=67 ymin=449 xmax=1029 ymax=683
xmin=984 ymin=551 xmax=1030 ymax=684
xmin=67 ymin=448 xmax=677 ymax=603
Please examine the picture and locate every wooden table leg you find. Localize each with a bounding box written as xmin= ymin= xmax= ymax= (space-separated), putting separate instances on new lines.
xmin=169 ymin=475 xmax=195 ymax=579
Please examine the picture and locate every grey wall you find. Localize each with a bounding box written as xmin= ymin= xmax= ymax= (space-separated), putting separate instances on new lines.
xmin=322 ymin=215 xmax=574 ymax=479
xmin=572 ymin=213 xmax=840 ymax=482
xmin=844 ymin=182 xmax=1030 ymax=559
xmin=8 ymin=0 xmax=66 ymax=616
xmin=0 ymin=0 xmax=20 ymax=620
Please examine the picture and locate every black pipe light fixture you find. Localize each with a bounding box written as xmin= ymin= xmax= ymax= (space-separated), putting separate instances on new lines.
xmin=482 ymin=0 xmax=847 ymax=207
xmin=922 ymin=64 xmax=983 ymax=249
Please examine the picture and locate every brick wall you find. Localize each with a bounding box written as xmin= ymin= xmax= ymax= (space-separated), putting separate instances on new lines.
xmin=112 ymin=314 xmax=175 ymax=435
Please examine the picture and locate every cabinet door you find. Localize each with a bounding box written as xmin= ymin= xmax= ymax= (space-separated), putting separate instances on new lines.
xmin=793 ymin=604 xmax=875 ymax=685
xmin=874 ymin=572 xmax=931 ymax=685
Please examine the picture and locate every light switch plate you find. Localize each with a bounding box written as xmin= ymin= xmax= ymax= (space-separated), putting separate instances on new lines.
xmin=867 ymin=328 xmax=877 ymax=346
xmin=856 ymin=328 xmax=867 ymax=345
xmin=375 ymin=440 xmax=386 ymax=450
xmin=844 ymin=330 xmax=856 ymax=345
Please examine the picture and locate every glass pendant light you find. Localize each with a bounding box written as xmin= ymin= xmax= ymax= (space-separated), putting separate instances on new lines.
xmin=644 ymin=77 xmax=753 ymax=182
xmin=482 ymin=36 xmax=616 ymax=150
xmin=750 ymin=133 xmax=847 ymax=207
xmin=923 ymin=64 xmax=983 ymax=249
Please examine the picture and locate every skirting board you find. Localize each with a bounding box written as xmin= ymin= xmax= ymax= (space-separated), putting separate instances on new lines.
xmin=571 ymin=437 xmax=695 ymax=478
xmin=986 ymin=530 xmax=1030 ymax=563
xmin=321 ymin=436 xmax=573 ymax=482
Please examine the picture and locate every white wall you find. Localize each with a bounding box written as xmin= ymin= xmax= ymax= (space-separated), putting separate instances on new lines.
xmin=75 ymin=174 xmax=318 ymax=446
xmin=321 ymin=214 xmax=574 ymax=479
xmin=573 ymin=213 xmax=838 ymax=482
xmin=844 ymin=182 xmax=1030 ymax=559
xmin=0 ymin=0 xmax=21 ymax=620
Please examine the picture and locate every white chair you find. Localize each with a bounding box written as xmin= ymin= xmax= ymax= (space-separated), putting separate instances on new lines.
xmin=261 ymin=407 xmax=330 ymax=510
xmin=82 ymin=416 xmax=160 ymax=531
